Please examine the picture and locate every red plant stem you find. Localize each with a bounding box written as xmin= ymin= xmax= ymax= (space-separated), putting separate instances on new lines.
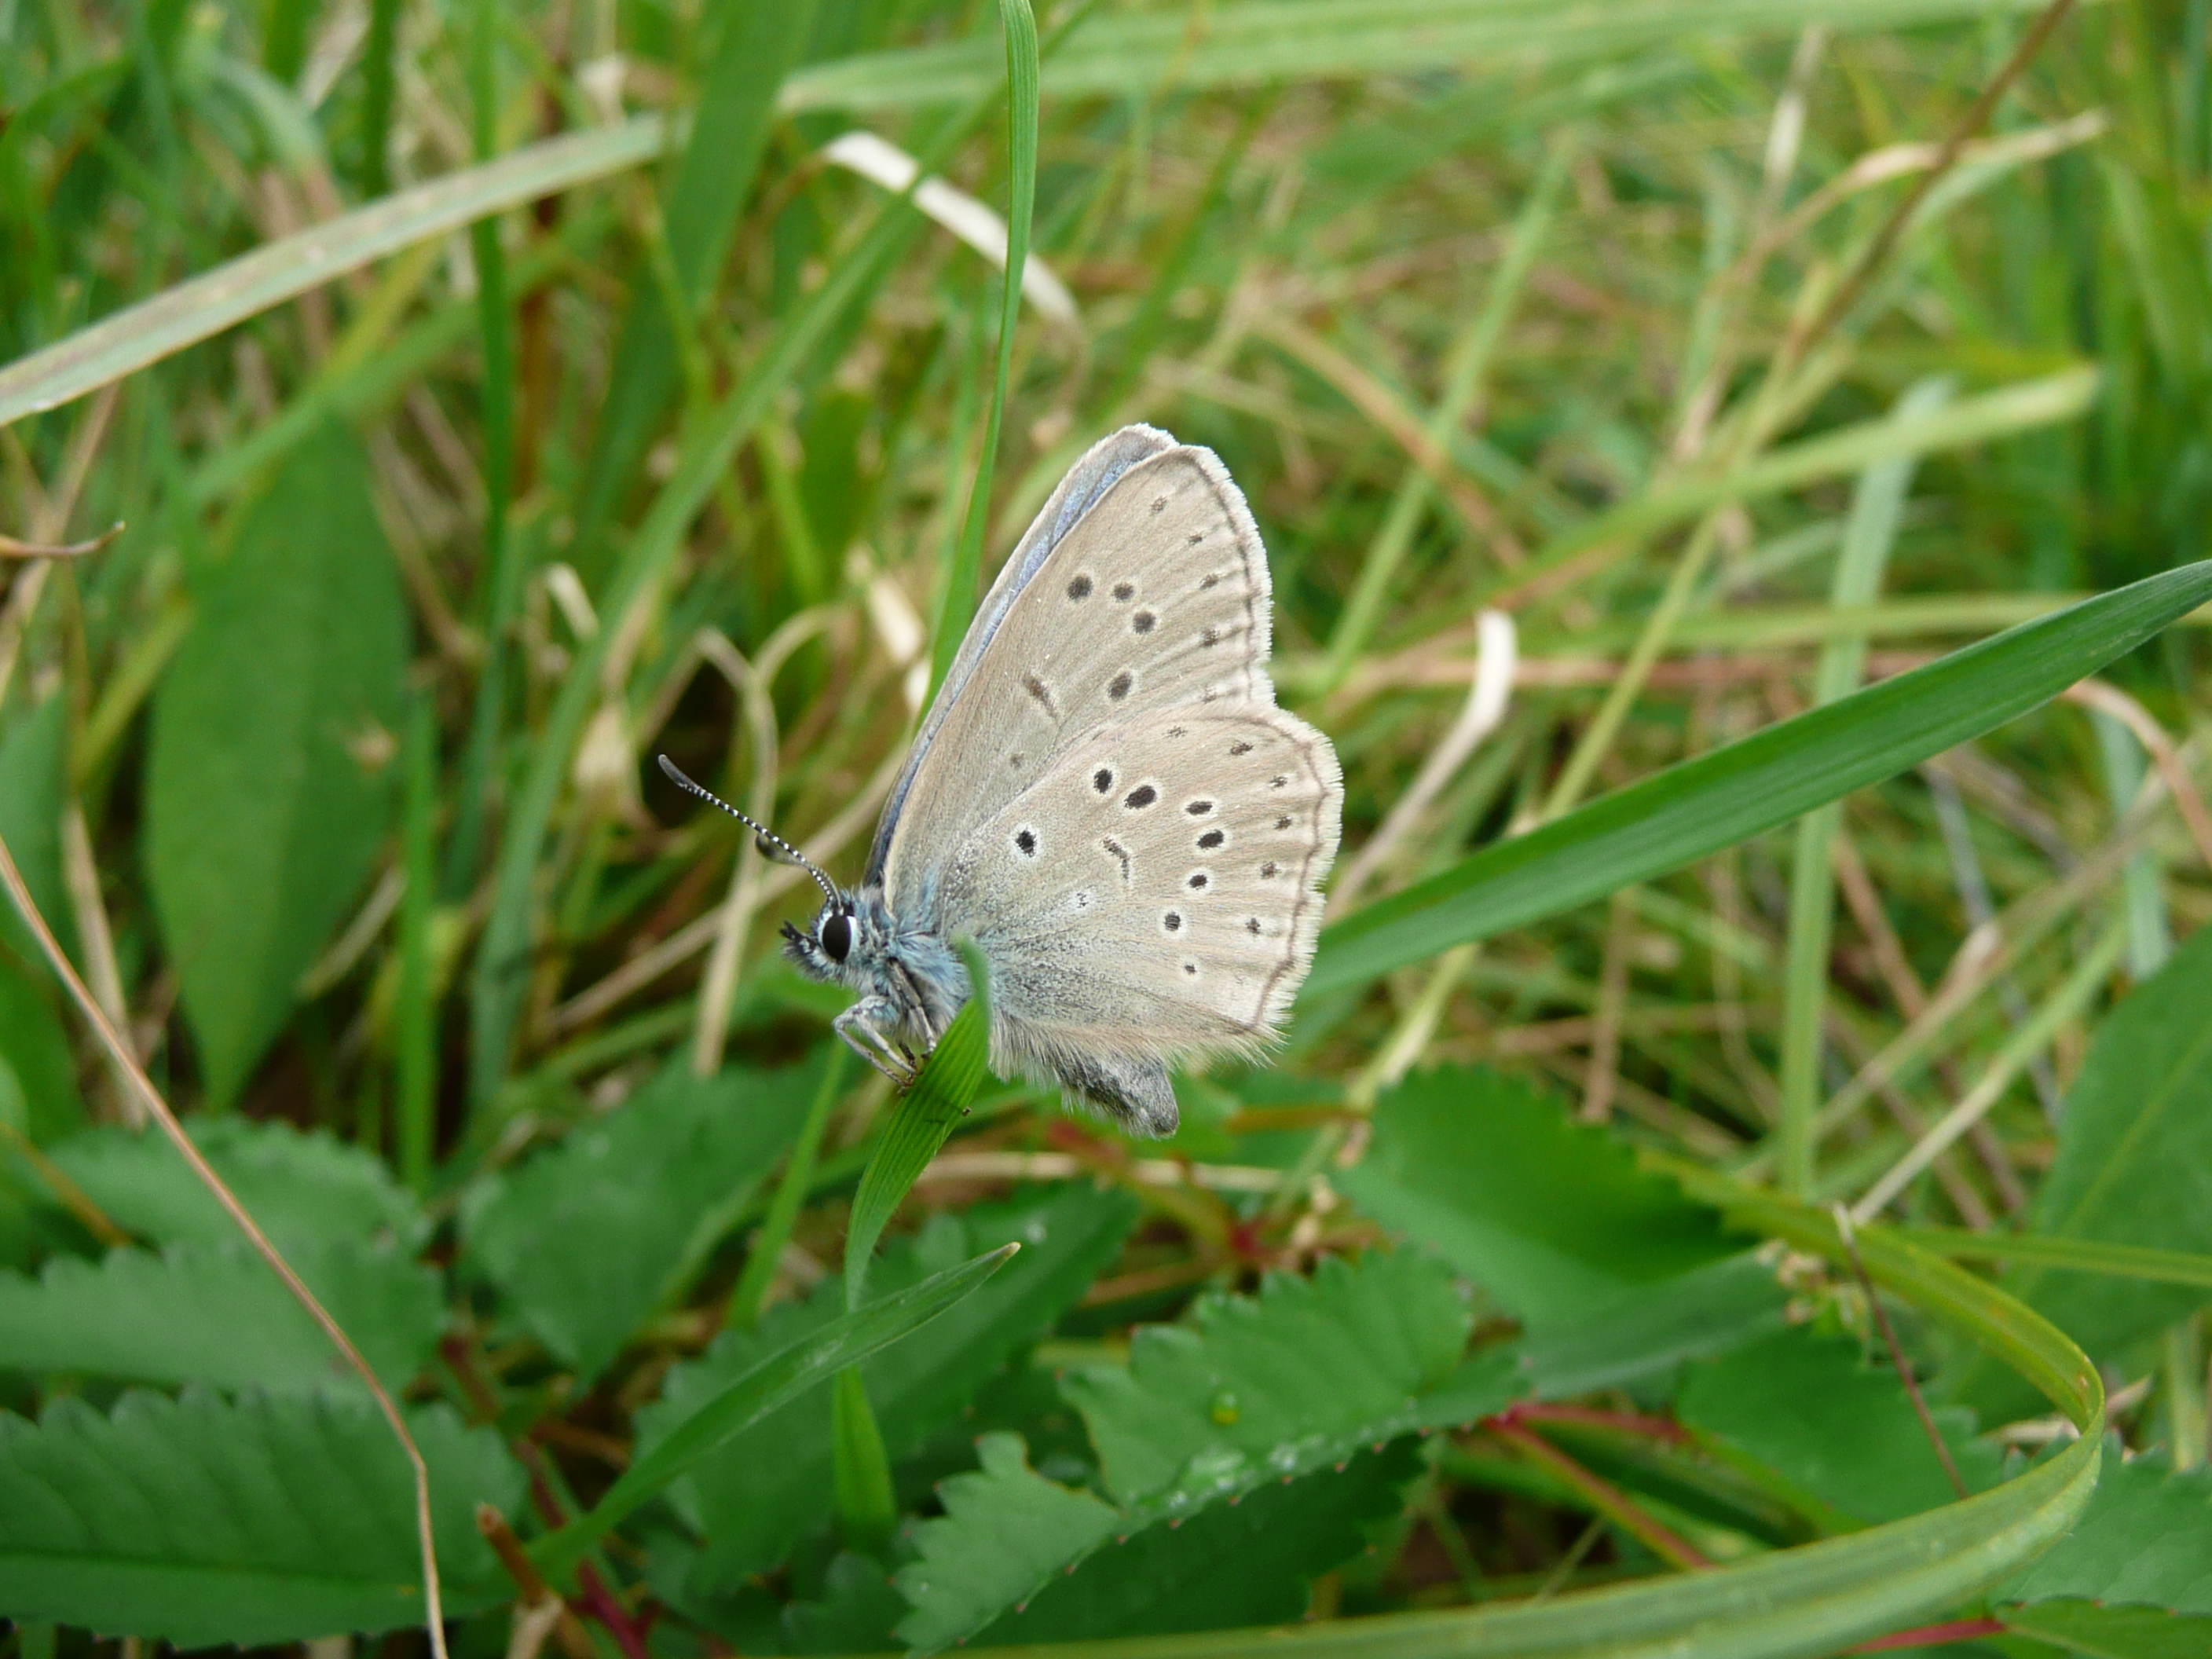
xmin=1485 ymin=1417 xmax=1713 ymax=1571
xmin=1492 ymin=1401 xmax=1692 ymax=1444
xmin=1851 ymin=1617 xmax=2007 ymax=1651
xmin=577 ymin=1561 xmax=653 ymax=1659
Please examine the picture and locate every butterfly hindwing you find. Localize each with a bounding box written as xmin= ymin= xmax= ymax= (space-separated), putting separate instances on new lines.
xmin=933 ymin=704 xmax=1342 ymax=1079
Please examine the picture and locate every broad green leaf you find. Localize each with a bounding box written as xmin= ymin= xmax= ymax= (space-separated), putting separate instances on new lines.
xmin=0 ymin=694 xmax=74 ymax=970
xmin=1516 ymin=1252 xmax=1788 ymax=1398
xmin=531 ymin=1241 xmax=1019 ymax=1581
xmin=2000 ymin=1449 xmax=2212 ymax=1613
xmin=783 ymin=0 xmax=2063 ymax=112
xmin=968 ymin=1440 xmax=1423 ymax=1648
xmin=1337 ymin=1067 xmax=1735 ymax=1329
xmin=1064 ymin=1249 xmax=1478 ymax=1511
xmin=146 ymin=426 xmax=408 ymax=1107
xmin=847 ymin=942 xmax=993 ymax=1309
xmin=0 ymin=1238 xmax=441 ymax=1393
xmin=1305 ymin=561 xmax=2212 ymax=1001
xmin=657 ymin=1184 xmax=1136 ymax=1593
xmin=0 ymin=1387 xmax=521 ymax=1643
xmin=48 ymin=1115 xmax=427 ymax=1254
xmin=895 ymin=1432 xmax=1121 ymax=1652
xmin=1955 ymin=925 xmax=2212 ymax=1418
xmin=783 ymin=1551 xmax=913 ymax=1654
xmin=0 ymin=945 xmax=83 ymax=1147
xmin=0 ymin=117 xmax=668 ymax=427
xmin=460 ymin=1055 xmax=819 ymax=1379
xmin=1677 ymin=1326 xmax=2003 ymax=1528
xmin=2005 ymin=1599 xmax=2212 ymax=1658
xmin=895 ymin=1439 xmax=1420 ymax=1651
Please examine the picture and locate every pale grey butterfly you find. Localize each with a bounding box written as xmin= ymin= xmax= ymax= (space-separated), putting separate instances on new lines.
xmin=659 ymin=424 xmax=1341 ymax=1137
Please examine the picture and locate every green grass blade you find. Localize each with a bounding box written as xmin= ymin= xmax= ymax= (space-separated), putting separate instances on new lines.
xmin=0 ymin=118 xmax=669 ymax=427
xmin=782 ymin=0 xmax=2056 ymax=113
xmin=1775 ymin=377 xmax=1950 ymax=1195
xmin=931 ymin=0 xmax=1041 ymax=693
xmin=1304 ymin=559 xmax=2212 ymax=1002
xmin=1892 ymin=1228 xmax=2212 ymax=1288
xmin=566 ymin=1 xmax=815 ymax=566
xmin=845 ymin=943 xmax=993 ymax=1310
xmin=529 ymin=1240 xmax=1019 ymax=1583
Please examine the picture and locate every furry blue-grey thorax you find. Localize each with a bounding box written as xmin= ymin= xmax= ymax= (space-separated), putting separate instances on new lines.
xmin=779 ymin=886 xmax=970 ymax=1081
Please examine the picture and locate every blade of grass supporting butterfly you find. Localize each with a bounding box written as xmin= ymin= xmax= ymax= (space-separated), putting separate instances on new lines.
xmin=846 ymin=942 xmax=993 ymax=1311
xmin=930 ymin=0 xmax=1041 ymax=694
xmin=1302 ymin=559 xmax=2212 ymax=1003
xmin=529 ymin=1240 xmax=1018 ymax=1584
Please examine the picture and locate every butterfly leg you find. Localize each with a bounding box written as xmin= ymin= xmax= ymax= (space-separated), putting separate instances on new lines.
xmin=834 ymin=1001 xmax=917 ymax=1087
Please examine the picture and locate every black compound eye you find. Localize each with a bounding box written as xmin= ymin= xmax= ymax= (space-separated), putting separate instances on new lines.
xmin=819 ymin=912 xmax=853 ymax=963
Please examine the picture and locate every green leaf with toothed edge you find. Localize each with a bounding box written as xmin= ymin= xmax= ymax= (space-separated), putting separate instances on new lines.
xmin=899 ymin=1177 xmax=2111 ymax=1659
xmin=1302 ymin=560 xmax=2212 ymax=1003
xmin=892 ymin=1249 xmax=1514 ymax=1650
xmin=0 ymin=1387 xmax=522 ymax=1643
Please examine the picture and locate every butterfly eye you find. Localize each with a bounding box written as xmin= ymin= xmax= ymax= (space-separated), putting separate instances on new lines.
xmin=819 ymin=912 xmax=853 ymax=963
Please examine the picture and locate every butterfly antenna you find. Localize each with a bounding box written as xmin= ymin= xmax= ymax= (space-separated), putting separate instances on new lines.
xmin=656 ymin=755 xmax=841 ymax=910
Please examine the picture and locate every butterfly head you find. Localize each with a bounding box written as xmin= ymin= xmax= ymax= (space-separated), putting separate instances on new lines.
xmin=781 ymin=895 xmax=875 ymax=986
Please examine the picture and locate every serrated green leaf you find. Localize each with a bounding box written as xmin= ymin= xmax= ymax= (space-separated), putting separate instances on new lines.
xmin=1065 ymin=1250 xmax=1477 ymax=1511
xmin=1956 ymin=926 xmax=2212 ymax=1418
xmin=895 ymin=1432 xmax=1122 ymax=1651
xmin=1677 ymin=1325 xmax=2003 ymax=1528
xmin=0 ymin=1387 xmax=521 ymax=1643
xmin=532 ymin=1240 xmax=1018 ymax=1583
xmin=2005 ymin=1599 xmax=2212 ymax=1658
xmin=2001 ymin=1449 xmax=2212 ymax=1613
xmin=48 ymin=1115 xmax=427 ymax=1254
xmin=656 ymin=1183 xmax=1136 ymax=1591
xmin=0 ymin=694 xmax=75 ymax=972
xmin=460 ymin=1055 xmax=819 ymax=1379
xmin=783 ymin=1550 xmax=911 ymax=1654
xmin=0 ymin=1238 xmax=441 ymax=1393
xmin=1305 ymin=561 xmax=2212 ymax=1001
xmin=1337 ymin=1068 xmax=1736 ymax=1330
xmin=968 ymin=1440 xmax=1423 ymax=1648
xmin=145 ymin=425 xmax=408 ymax=1107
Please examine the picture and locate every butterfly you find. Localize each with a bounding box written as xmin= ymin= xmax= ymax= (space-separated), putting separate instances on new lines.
xmin=660 ymin=425 xmax=1341 ymax=1137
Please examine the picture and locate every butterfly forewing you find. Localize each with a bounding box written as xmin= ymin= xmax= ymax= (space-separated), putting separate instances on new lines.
xmin=935 ymin=705 xmax=1342 ymax=1064
xmin=881 ymin=444 xmax=1276 ymax=921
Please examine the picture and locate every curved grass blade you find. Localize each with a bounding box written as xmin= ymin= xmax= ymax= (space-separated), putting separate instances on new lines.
xmin=1305 ymin=559 xmax=2212 ymax=1002
xmin=529 ymin=1240 xmax=1017 ymax=1583
xmin=1893 ymin=1226 xmax=2212 ymax=1290
xmin=846 ymin=942 xmax=993 ymax=1310
xmin=0 ymin=118 xmax=669 ymax=427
